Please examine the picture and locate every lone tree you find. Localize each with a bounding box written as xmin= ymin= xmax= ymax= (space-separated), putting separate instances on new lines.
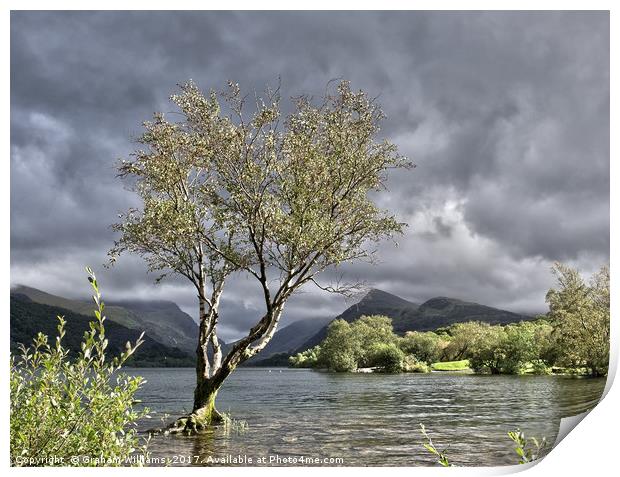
xmin=111 ymin=80 xmax=412 ymax=431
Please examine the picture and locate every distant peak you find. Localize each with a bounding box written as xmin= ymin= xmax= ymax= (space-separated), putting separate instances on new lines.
xmin=361 ymin=288 xmax=399 ymax=301
xmin=364 ymin=288 xmax=391 ymax=297
xmin=368 ymin=288 xmax=382 ymax=292
xmin=358 ymin=288 xmax=418 ymax=308
xmin=11 ymin=284 xmax=35 ymax=292
xmin=420 ymin=297 xmax=467 ymax=309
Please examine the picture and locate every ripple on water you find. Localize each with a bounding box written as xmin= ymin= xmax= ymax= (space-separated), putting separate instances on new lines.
xmin=128 ymin=368 xmax=606 ymax=467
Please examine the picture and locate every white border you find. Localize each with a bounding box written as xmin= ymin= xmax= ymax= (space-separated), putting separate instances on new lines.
xmin=2 ymin=2 xmax=616 ymax=476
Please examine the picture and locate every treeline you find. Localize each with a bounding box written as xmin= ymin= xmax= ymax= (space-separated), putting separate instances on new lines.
xmin=289 ymin=316 xmax=554 ymax=374
xmin=290 ymin=263 xmax=609 ymax=377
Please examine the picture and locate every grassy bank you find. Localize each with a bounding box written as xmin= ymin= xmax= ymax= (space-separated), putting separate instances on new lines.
xmin=431 ymin=360 xmax=471 ymax=372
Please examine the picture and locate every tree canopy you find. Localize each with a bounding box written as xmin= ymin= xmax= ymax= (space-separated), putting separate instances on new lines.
xmin=546 ymin=263 xmax=609 ymax=376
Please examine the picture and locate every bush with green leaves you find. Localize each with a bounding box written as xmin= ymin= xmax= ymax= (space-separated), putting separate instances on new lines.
xmin=446 ymin=320 xmax=554 ymax=374
xmin=317 ymin=320 xmax=358 ymax=371
xmin=399 ymin=331 xmax=447 ymax=364
xmin=508 ymin=429 xmax=548 ymax=464
xmin=442 ymin=321 xmax=488 ymax=362
xmin=460 ymin=323 xmax=507 ymax=374
xmin=368 ymin=343 xmax=405 ymax=372
xmin=402 ymin=355 xmax=431 ymax=373
xmin=10 ymin=268 xmax=149 ymax=467
xmin=501 ymin=321 xmax=554 ymax=374
xmin=546 ymin=263 xmax=609 ymax=377
xmin=317 ymin=315 xmax=399 ymax=371
xmin=288 ymin=345 xmax=322 ymax=368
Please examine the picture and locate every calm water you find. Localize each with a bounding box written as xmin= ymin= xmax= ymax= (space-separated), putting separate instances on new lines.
xmin=127 ymin=368 xmax=606 ymax=467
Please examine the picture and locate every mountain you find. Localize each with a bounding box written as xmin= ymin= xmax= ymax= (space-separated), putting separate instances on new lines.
xmin=110 ymin=299 xmax=198 ymax=354
xmin=295 ymin=289 xmax=533 ymax=353
xmin=11 ymin=285 xmax=143 ymax=328
xmin=295 ymin=289 xmax=419 ymax=352
xmin=256 ymin=316 xmax=333 ymax=356
xmin=11 ymin=285 xmax=198 ymax=355
xmin=241 ymin=316 xmax=333 ymax=366
xmin=10 ymin=294 xmax=194 ymax=367
xmin=399 ymin=296 xmax=532 ymax=332
xmin=11 ymin=284 xmax=534 ymax=368
xmin=244 ymin=352 xmax=292 ymax=367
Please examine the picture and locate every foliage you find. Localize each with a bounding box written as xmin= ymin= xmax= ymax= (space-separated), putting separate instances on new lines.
xmin=445 ymin=321 xmax=554 ymax=374
xmin=501 ymin=321 xmax=553 ymax=374
xmin=399 ymin=331 xmax=447 ymax=363
xmin=293 ymin=317 xmax=558 ymax=375
xmin=10 ymin=269 xmax=149 ymax=466
xmin=508 ymin=429 xmax=548 ymax=464
xmin=318 ymin=315 xmax=398 ymax=371
xmin=546 ymin=263 xmax=610 ymax=376
xmin=420 ymin=424 xmax=548 ymax=466
xmin=349 ymin=315 xmax=397 ymax=367
xmin=453 ymin=322 xmax=505 ymax=373
xmin=403 ymin=355 xmax=431 ymax=373
xmin=442 ymin=321 xmax=489 ymax=362
xmin=289 ymin=345 xmax=322 ymax=368
xmin=111 ymin=79 xmax=412 ymax=422
xmin=288 ymin=262 xmax=608 ymax=377
xmin=419 ymin=424 xmax=452 ymax=467
xmin=368 ymin=343 xmax=405 ymax=372
xmin=325 ymin=350 xmax=358 ymax=373
xmin=317 ymin=320 xmax=357 ymax=371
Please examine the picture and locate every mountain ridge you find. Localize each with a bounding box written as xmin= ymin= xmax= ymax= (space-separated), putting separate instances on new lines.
xmin=11 ymin=284 xmax=535 ymax=368
xmin=11 ymin=285 xmax=198 ymax=354
xmin=10 ymin=294 xmax=195 ymax=366
xmin=294 ymin=288 xmax=534 ymax=353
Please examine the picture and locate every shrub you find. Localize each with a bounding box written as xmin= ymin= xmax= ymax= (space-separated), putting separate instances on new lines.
xmin=326 ymin=350 xmax=358 ymax=372
xmin=403 ymin=355 xmax=431 ymax=373
xmin=10 ymin=268 xmax=149 ymax=467
xmin=289 ymin=345 xmax=322 ymax=368
xmin=399 ymin=331 xmax=446 ymax=364
xmin=465 ymin=324 xmax=507 ymax=374
xmin=368 ymin=343 xmax=405 ymax=373
xmin=318 ymin=316 xmax=399 ymax=371
xmin=528 ymin=360 xmax=552 ymax=375
xmin=508 ymin=429 xmax=548 ymax=463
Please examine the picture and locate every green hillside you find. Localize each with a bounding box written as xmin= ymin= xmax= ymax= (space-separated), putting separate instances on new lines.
xmin=10 ymin=295 xmax=195 ymax=367
xmin=110 ymin=299 xmax=198 ymax=353
xmin=12 ymin=285 xmax=198 ymax=354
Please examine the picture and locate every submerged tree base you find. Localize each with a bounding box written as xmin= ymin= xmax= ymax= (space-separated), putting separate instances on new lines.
xmin=159 ymin=407 xmax=226 ymax=435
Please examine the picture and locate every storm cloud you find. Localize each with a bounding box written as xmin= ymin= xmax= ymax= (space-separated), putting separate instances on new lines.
xmin=10 ymin=11 xmax=609 ymax=340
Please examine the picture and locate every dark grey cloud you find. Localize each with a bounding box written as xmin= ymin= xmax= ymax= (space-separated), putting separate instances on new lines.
xmin=10 ymin=11 xmax=609 ymax=340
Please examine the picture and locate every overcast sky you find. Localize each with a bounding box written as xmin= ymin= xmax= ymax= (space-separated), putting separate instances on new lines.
xmin=10 ymin=11 xmax=609 ymax=340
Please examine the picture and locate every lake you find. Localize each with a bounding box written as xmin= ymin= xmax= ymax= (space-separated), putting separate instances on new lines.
xmin=127 ymin=367 xmax=606 ymax=467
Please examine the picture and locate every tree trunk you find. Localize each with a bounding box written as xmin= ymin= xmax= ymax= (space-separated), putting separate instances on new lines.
xmin=190 ymin=378 xmax=222 ymax=427
xmin=171 ymin=307 xmax=283 ymax=433
xmin=195 ymin=299 xmax=210 ymax=384
xmin=189 ymin=361 xmax=237 ymax=429
xmin=189 ymin=294 xmax=221 ymax=428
